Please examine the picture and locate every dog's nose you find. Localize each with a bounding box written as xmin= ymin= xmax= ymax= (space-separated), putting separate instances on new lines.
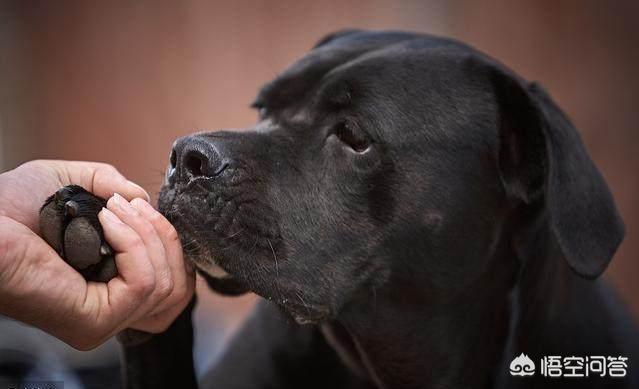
xmin=167 ymin=136 xmax=227 ymax=182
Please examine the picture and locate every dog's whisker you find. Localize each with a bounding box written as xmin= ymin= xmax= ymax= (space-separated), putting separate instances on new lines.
xmin=220 ymin=240 xmax=243 ymax=251
xmin=267 ymin=238 xmax=279 ymax=279
xmin=228 ymin=228 xmax=245 ymax=238
xmin=186 ymin=228 xmax=223 ymax=234
xmin=181 ymin=238 xmax=201 ymax=255
xmin=266 ymin=237 xmax=286 ymax=301
xmin=248 ymin=233 xmax=260 ymax=256
xmin=295 ymin=291 xmax=312 ymax=318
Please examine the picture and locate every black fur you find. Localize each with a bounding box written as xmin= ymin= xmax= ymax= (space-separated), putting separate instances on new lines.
xmin=51 ymin=30 xmax=638 ymax=388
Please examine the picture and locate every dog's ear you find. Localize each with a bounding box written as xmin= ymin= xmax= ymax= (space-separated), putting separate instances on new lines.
xmin=313 ymin=29 xmax=363 ymax=49
xmin=492 ymin=66 xmax=624 ymax=279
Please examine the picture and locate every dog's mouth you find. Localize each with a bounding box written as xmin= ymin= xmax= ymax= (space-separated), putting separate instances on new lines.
xmin=159 ymin=182 xmax=288 ymax=295
xmin=281 ymin=300 xmax=331 ymax=325
xmin=158 ymin=187 xmax=251 ymax=295
xmin=186 ymin=250 xmax=230 ymax=278
xmin=159 ymin=179 xmax=334 ymax=323
xmin=191 ymin=258 xmax=250 ymax=296
xmin=170 ymin=219 xmax=251 ymax=296
xmin=196 ymin=258 xmax=226 ymax=276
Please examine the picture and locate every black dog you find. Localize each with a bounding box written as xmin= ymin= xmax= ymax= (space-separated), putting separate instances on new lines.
xmin=45 ymin=30 xmax=639 ymax=388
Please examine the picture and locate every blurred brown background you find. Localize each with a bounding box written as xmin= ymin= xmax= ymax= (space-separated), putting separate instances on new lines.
xmin=1 ymin=0 xmax=638 ymax=381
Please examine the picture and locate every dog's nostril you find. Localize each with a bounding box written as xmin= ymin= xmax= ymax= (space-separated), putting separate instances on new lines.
xmin=173 ymin=136 xmax=226 ymax=181
xmin=184 ymin=151 xmax=206 ymax=177
xmin=169 ymin=149 xmax=177 ymax=169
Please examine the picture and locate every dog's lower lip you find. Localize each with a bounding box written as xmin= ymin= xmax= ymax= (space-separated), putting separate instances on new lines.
xmin=282 ymin=300 xmax=331 ymax=324
xmin=187 ymin=254 xmax=231 ymax=278
xmin=165 ymin=209 xmax=236 ymax=280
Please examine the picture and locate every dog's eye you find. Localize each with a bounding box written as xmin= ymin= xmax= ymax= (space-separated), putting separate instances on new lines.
xmin=334 ymin=122 xmax=370 ymax=153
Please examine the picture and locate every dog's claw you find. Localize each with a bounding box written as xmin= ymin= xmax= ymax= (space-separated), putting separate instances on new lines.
xmin=65 ymin=200 xmax=80 ymax=217
xmin=54 ymin=187 xmax=67 ymax=202
xmin=100 ymin=243 xmax=113 ymax=257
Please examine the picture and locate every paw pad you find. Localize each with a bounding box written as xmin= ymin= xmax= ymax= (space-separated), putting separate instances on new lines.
xmin=39 ymin=185 xmax=118 ymax=282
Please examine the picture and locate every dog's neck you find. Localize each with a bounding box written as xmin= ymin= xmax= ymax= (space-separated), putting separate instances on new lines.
xmin=332 ymin=257 xmax=520 ymax=389
xmin=327 ymin=207 xmax=608 ymax=389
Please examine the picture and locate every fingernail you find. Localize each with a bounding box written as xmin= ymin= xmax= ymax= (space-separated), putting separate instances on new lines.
xmin=100 ymin=207 xmax=123 ymax=225
xmin=127 ymin=180 xmax=150 ymax=202
xmin=112 ymin=193 xmax=137 ymax=215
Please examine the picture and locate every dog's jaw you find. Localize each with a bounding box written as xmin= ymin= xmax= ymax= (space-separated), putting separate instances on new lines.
xmin=187 ymin=252 xmax=230 ymax=278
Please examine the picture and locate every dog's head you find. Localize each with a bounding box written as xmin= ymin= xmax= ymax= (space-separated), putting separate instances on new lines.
xmin=158 ymin=30 xmax=624 ymax=324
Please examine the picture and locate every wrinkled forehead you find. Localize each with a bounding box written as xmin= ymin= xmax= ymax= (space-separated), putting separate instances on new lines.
xmin=256 ymin=32 xmax=495 ymax=146
xmin=253 ymin=31 xmax=466 ymax=110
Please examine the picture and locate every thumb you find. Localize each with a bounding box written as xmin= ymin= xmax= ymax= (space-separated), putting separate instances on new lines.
xmin=91 ymin=164 xmax=150 ymax=202
xmin=49 ymin=160 xmax=150 ymax=202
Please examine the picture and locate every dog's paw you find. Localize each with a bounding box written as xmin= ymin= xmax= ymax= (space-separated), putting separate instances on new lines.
xmin=39 ymin=185 xmax=117 ymax=282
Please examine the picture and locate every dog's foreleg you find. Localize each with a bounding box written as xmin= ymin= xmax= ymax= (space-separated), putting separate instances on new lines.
xmin=119 ymin=297 xmax=198 ymax=389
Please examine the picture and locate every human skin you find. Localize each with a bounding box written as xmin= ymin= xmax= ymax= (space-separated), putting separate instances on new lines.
xmin=0 ymin=160 xmax=195 ymax=350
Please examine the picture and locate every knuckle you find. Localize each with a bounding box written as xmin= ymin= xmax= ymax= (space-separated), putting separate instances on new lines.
xmin=99 ymin=163 xmax=118 ymax=175
xmin=128 ymin=236 xmax=145 ymax=251
xmin=130 ymin=197 xmax=144 ymax=207
xmin=158 ymin=277 xmax=174 ymax=298
xmin=93 ymin=164 xmax=121 ymax=189
xmin=142 ymin=277 xmax=156 ymax=295
xmin=20 ymin=160 xmax=38 ymax=171
xmin=133 ymin=272 xmax=156 ymax=296
xmin=137 ymin=220 xmax=155 ymax=236
xmin=130 ymin=196 xmax=150 ymax=209
xmin=177 ymin=287 xmax=192 ymax=304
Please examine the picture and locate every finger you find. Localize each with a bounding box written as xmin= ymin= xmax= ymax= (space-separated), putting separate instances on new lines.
xmin=130 ymin=198 xmax=194 ymax=315
xmin=46 ymin=160 xmax=149 ymax=201
xmin=98 ymin=208 xmax=156 ymax=315
xmin=90 ymin=163 xmax=149 ymax=202
xmin=107 ymin=194 xmax=174 ymax=307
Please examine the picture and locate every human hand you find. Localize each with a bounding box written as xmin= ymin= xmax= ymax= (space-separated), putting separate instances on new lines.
xmin=0 ymin=160 xmax=149 ymax=231
xmin=0 ymin=161 xmax=195 ymax=350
